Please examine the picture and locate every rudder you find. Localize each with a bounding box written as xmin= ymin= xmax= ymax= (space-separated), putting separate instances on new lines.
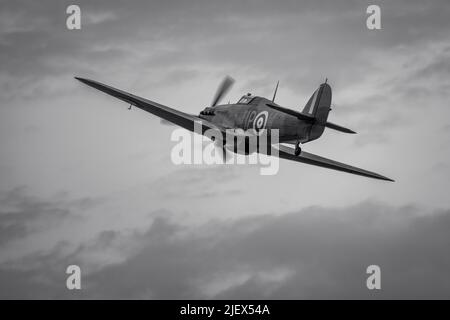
xmin=302 ymin=82 xmax=332 ymax=142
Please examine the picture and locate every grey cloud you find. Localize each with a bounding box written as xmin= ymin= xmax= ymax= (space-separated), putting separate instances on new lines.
xmin=0 ymin=0 xmax=445 ymax=155
xmin=353 ymin=132 xmax=389 ymax=147
xmin=83 ymin=203 xmax=450 ymax=299
xmin=150 ymin=166 xmax=244 ymax=199
xmin=2 ymin=0 xmax=450 ymax=101
xmin=1 ymin=0 xmax=450 ymax=300
xmin=0 ymin=187 xmax=98 ymax=246
xmin=2 ymin=201 xmax=450 ymax=299
xmin=0 ymin=187 xmax=70 ymax=246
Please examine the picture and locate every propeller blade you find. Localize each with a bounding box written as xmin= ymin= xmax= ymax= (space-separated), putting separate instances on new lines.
xmin=211 ymin=76 xmax=234 ymax=107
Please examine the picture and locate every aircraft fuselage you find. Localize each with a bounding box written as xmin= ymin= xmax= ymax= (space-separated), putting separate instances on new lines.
xmin=198 ymin=96 xmax=314 ymax=144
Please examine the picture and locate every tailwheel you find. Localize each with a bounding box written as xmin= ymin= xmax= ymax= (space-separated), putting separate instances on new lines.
xmin=294 ymin=143 xmax=302 ymax=156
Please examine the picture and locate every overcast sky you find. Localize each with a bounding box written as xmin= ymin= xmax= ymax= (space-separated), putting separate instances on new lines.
xmin=1 ymin=0 xmax=450 ymax=299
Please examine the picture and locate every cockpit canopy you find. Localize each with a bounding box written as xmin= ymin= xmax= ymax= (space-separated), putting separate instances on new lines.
xmin=237 ymin=95 xmax=253 ymax=104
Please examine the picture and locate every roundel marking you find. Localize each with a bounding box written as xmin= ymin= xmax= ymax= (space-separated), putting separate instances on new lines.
xmin=245 ymin=110 xmax=257 ymax=130
xmin=253 ymin=111 xmax=268 ymax=132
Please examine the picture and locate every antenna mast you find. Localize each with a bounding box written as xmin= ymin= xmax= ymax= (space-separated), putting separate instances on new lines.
xmin=272 ymin=80 xmax=279 ymax=102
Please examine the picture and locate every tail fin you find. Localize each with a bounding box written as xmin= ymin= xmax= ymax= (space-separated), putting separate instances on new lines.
xmin=302 ymin=82 xmax=332 ymax=123
xmin=302 ymin=82 xmax=332 ymax=142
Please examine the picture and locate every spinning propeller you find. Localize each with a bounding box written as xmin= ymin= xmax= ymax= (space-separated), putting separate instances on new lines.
xmin=210 ymin=76 xmax=234 ymax=107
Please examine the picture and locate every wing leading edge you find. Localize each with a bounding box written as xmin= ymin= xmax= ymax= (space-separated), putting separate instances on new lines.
xmin=74 ymin=77 xmax=224 ymax=135
xmin=275 ymin=144 xmax=394 ymax=182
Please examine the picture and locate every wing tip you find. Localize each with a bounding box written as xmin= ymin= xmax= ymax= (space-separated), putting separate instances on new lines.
xmin=74 ymin=76 xmax=90 ymax=84
xmin=359 ymin=170 xmax=394 ymax=182
xmin=372 ymin=172 xmax=395 ymax=182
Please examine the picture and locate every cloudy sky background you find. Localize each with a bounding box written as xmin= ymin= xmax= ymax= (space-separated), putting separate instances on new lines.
xmin=1 ymin=0 xmax=450 ymax=298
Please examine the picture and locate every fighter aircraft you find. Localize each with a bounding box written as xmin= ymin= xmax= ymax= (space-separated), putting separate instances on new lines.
xmin=75 ymin=76 xmax=393 ymax=181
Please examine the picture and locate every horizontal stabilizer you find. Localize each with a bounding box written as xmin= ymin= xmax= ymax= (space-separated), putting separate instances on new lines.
xmin=266 ymin=103 xmax=355 ymax=134
xmin=265 ymin=103 xmax=315 ymax=122
xmin=325 ymin=121 xmax=356 ymax=134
